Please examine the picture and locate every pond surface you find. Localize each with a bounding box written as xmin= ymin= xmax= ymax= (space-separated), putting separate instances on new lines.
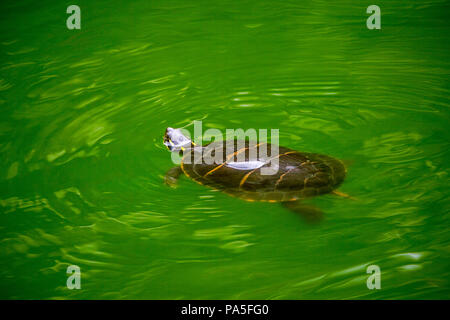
xmin=0 ymin=0 xmax=449 ymax=299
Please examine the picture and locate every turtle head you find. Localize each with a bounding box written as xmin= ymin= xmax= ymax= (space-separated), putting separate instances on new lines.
xmin=163 ymin=127 xmax=193 ymax=152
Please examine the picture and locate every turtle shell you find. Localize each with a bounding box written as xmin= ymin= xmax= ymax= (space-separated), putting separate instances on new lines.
xmin=180 ymin=140 xmax=346 ymax=202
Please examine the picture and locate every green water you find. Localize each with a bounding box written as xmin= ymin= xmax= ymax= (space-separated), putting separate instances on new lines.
xmin=1 ymin=0 xmax=449 ymax=299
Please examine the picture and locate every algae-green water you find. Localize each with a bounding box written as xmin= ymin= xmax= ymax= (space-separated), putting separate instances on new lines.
xmin=0 ymin=0 xmax=449 ymax=299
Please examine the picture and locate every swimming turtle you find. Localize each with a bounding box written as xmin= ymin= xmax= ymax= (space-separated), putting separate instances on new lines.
xmin=163 ymin=127 xmax=349 ymax=222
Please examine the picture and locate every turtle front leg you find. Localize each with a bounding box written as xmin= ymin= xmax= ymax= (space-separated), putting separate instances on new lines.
xmin=281 ymin=201 xmax=324 ymax=224
xmin=164 ymin=166 xmax=183 ymax=188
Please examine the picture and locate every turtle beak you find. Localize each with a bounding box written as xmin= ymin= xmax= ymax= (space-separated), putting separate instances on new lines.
xmin=163 ymin=137 xmax=175 ymax=151
xmin=163 ymin=127 xmax=174 ymax=151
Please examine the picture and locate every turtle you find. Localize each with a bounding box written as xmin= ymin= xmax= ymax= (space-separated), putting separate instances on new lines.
xmin=163 ymin=127 xmax=350 ymax=222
